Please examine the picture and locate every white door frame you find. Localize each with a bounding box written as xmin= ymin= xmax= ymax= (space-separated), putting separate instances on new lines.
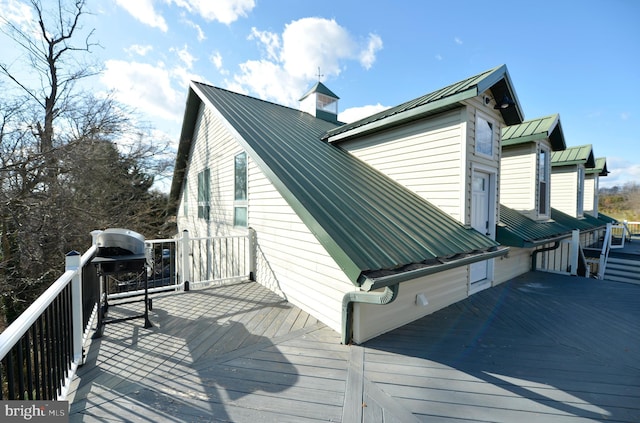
xmin=469 ymin=164 xmax=497 ymax=294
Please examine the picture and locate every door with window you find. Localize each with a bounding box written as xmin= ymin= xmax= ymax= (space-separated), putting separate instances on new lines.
xmin=470 ymin=170 xmax=492 ymax=293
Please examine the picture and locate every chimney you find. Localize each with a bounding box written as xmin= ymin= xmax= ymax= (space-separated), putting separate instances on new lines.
xmin=299 ymin=81 xmax=340 ymax=123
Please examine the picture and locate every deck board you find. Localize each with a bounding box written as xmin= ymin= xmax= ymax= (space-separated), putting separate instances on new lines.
xmin=69 ymin=274 xmax=640 ymax=422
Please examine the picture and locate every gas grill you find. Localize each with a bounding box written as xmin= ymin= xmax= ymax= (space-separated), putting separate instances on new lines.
xmin=92 ymin=228 xmax=152 ymax=337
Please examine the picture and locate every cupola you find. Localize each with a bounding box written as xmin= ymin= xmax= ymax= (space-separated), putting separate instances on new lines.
xmin=299 ymin=81 xmax=340 ymax=123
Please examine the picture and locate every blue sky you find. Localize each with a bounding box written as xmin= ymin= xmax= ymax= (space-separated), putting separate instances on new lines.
xmin=1 ymin=0 xmax=639 ymax=189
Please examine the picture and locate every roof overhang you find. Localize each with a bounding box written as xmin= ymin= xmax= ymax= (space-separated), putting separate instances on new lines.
xmin=168 ymin=84 xmax=202 ymax=213
xmin=496 ymin=224 xmax=572 ymax=248
xmin=501 ymin=114 xmax=566 ymax=151
xmin=325 ymin=64 xmax=524 ymax=144
xmin=358 ymin=246 xmax=509 ymax=291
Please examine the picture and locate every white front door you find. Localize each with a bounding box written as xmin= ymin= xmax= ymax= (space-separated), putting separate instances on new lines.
xmin=470 ymin=171 xmax=491 ymax=292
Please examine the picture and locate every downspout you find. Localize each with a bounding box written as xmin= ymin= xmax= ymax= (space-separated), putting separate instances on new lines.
xmin=341 ymin=284 xmax=399 ymax=345
xmin=531 ymin=241 xmax=560 ymax=271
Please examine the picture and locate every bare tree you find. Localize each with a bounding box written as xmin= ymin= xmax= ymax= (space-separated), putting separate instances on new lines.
xmin=0 ymin=1 xmax=174 ymax=326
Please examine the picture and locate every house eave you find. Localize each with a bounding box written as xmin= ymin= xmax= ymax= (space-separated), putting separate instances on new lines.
xmin=358 ymin=246 xmax=509 ymax=291
xmin=169 ymin=84 xmax=202 ymax=214
xmin=325 ymin=90 xmax=475 ymax=143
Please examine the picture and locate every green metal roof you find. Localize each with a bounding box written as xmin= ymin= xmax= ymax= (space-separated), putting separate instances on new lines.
xmin=586 ymin=157 xmax=609 ymax=176
xmin=501 ymin=114 xmax=566 ymax=151
xmin=595 ymin=212 xmax=617 ymax=224
xmin=550 ymin=208 xmax=606 ymax=231
xmin=172 ymin=82 xmax=505 ymax=287
xmin=299 ymin=81 xmax=340 ymax=101
xmin=324 ymin=64 xmax=524 ymax=143
xmin=496 ymin=204 xmax=572 ymax=247
xmin=551 ymin=144 xmax=596 ymax=168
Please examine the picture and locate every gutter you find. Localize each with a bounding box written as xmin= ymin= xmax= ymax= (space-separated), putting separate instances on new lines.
xmin=341 ymin=284 xmax=399 ymax=345
xmin=359 ymin=246 xmax=509 ymax=291
xmin=522 ymin=234 xmax=572 ymax=249
xmin=531 ymin=241 xmax=561 ymax=271
xmin=340 ymin=246 xmax=509 ymax=344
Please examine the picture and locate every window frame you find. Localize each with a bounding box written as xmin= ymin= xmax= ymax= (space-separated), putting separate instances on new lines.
xmin=537 ymin=146 xmax=550 ymax=217
xmin=197 ymin=168 xmax=210 ymax=221
xmin=233 ymin=152 xmax=248 ymax=227
xmin=576 ymin=166 xmax=584 ymax=217
xmin=475 ymin=114 xmax=494 ymax=158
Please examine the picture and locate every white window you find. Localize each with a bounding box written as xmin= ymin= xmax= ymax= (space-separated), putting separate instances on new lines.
xmin=577 ymin=166 xmax=584 ymax=217
xmin=234 ymin=152 xmax=248 ymax=227
xmin=197 ymin=169 xmax=210 ymax=221
xmin=316 ymin=93 xmax=338 ymax=114
xmin=476 ymin=115 xmax=494 ymax=157
xmin=538 ymin=148 xmax=550 ymax=216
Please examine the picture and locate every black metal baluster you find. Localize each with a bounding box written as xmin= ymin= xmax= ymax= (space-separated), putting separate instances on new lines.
xmin=24 ymin=330 xmax=34 ymax=399
xmin=44 ymin=306 xmax=53 ymax=400
xmin=38 ymin=316 xmax=47 ymax=400
xmin=7 ymin=350 xmax=15 ymax=399
xmin=16 ymin=337 xmax=25 ymax=399
xmin=52 ymin=297 xmax=62 ymax=398
xmin=31 ymin=324 xmax=41 ymax=400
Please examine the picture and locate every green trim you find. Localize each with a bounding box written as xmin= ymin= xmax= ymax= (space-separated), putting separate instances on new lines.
xmin=325 ymin=64 xmax=524 ymax=143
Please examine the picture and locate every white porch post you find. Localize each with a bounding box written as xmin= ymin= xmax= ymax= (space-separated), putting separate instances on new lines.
xmin=570 ymin=230 xmax=580 ymax=276
xmin=248 ymin=227 xmax=257 ymax=281
xmin=65 ymin=250 xmax=84 ymax=364
xmin=181 ymin=229 xmax=191 ymax=290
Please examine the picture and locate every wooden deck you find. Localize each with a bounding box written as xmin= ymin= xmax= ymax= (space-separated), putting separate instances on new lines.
xmin=68 ymin=274 xmax=640 ymax=422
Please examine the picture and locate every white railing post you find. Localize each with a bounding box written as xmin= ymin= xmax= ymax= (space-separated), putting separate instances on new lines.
xmin=248 ymin=227 xmax=257 ymax=281
xmin=65 ymin=250 xmax=84 ymax=365
xmin=570 ymin=230 xmax=580 ymax=276
xmin=181 ymin=229 xmax=191 ymax=291
xmin=599 ymin=223 xmax=612 ymax=279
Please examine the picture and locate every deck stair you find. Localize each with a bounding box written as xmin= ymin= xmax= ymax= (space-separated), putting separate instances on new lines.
xmin=604 ymin=254 xmax=640 ymax=284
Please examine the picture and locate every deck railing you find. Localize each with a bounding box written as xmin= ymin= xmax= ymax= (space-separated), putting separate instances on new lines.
xmin=0 ymin=246 xmax=98 ymax=401
xmin=181 ymin=229 xmax=254 ymax=290
xmin=0 ymin=228 xmax=255 ymax=401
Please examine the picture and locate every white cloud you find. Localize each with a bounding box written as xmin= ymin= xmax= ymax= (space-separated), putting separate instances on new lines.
xmin=435 ymin=54 xmax=443 ymax=61
xmin=114 ymin=0 xmax=168 ymax=32
xmin=0 ymin=0 xmax=33 ymax=29
xmin=184 ymin=19 xmax=206 ymax=41
xmin=101 ymin=60 xmax=184 ymax=122
xmin=171 ymin=45 xmax=196 ymax=69
xmin=454 ymin=37 xmax=463 ymax=45
xmin=600 ymin=157 xmax=640 ymax=188
xmin=231 ymin=60 xmax=302 ymax=106
xmin=249 ymin=27 xmax=281 ymax=61
xmin=126 ymin=44 xmax=154 ymax=56
xmin=210 ymin=51 xmax=228 ymax=75
xmin=281 ymin=18 xmax=356 ymax=79
xmin=232 ymin=17 xmax=383 ymax=107
xmin=339 ymin=103 xmax=389 ymax=124
xmin=169 ymin=0 xmax=255 ymax=24
xmin=359 ymin=34 xmax=383 ymax=70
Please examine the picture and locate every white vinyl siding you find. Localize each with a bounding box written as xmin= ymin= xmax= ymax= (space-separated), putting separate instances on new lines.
xmin=494 ymin=247 xmax=532 ymax=285
xmin=340 ymin=109 xmax=466 ymax=222
xmin=248 ymin=159 xmax=354 ymax=333
xmin=501 ymin=144 xmax=536 ymax=215
xmin=551 ymin=166 xmax=579 ymax=217
xmin=177 ymin=103 xmax=248 ymax=236
xmin=178 ymin=103 xmax=355 ymax=334
xmin=353 ymin=267 xmax=468 ymax=344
